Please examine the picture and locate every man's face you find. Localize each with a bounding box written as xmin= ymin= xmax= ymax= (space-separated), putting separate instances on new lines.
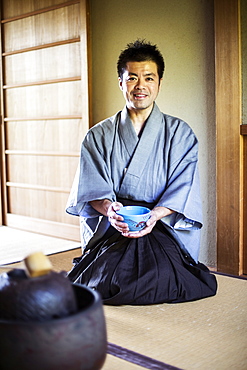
xmin=118 ymin=61 xmax=162 ymax=113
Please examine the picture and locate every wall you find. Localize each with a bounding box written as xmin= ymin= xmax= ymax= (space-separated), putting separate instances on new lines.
xmin=89 ymin=0 xmax=216 ymax=266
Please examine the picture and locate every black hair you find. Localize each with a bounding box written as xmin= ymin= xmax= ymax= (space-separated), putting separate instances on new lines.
xmin=117 ymin=39 xmax=165 ymax=81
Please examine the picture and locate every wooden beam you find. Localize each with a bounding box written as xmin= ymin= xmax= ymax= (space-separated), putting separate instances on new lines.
xmin=244 ymin=136 xmax=247 ymax=274
xmin=240 ymin=125 xmax=247 ymax=135
xmin=80 ymin=0 xmax=91 ymax=128
xmin=0 ymin=4 xmax=7 ymax=225
xmin=5 ymin=150 xmax=79 ymax=156
xmin=4 ymin=115 xmax=82 ymax=121
xmin=6 ymin=182 xmax=71 ymax=193
xmin=2 ymin=38 xmax=80 ymax=56
xmin=3 ymin=76 xmax=81 ymax=89
xmin=1 ymin=1 xmax=80 ymax=23
xmin=215 ymin=0 xmax=242 ymax=275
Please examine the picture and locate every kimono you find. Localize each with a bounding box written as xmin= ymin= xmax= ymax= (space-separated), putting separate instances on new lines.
xmin=66 ymin=103 xmax=217 ymax=305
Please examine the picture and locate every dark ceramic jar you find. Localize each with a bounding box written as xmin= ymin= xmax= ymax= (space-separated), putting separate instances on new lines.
xmin=0 ymin=269 xmax=78 ymax=321
xmin=0 ymin=283 xmax=107 ymax=370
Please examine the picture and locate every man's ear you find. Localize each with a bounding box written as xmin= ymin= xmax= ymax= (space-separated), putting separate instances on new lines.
xmin=159 ymin=78 xmax=163 ymax=89
xmin=118 ymin=77 xmax=123 ymax=90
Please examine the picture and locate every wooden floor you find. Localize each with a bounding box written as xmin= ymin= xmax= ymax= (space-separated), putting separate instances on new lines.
xmin=0 ymin=226 xmax=80 ymax=265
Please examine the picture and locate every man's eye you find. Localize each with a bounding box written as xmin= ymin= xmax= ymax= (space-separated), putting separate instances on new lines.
xmin=127 ymin=77 xmax=136 ymax=81
xmin=146 ymin=77 xmax=154 ymax=81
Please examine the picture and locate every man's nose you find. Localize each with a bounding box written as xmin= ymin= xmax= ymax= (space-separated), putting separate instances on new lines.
xmin=135 ymin=78 xmax=145 ymax=89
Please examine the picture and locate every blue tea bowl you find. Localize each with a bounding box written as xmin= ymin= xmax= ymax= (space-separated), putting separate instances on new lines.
xmin=116 ymin=205 xmax=151 ymax=232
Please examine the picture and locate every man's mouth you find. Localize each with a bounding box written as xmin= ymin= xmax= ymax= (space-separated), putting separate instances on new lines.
xmin=133 ymin=93 xmax=147 ymax=99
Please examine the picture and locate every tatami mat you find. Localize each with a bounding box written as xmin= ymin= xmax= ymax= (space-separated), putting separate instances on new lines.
xmin=3 ymin=247 xmax=247 ymax=370
xmin=46 ymin=249 xmax=247 ymax=369
xmin=103 ymin=274 xmax=247 ymax=369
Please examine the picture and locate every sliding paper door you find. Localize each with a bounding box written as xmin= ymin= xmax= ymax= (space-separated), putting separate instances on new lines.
xmin=0 ymin=0 xmax=90 ymax=241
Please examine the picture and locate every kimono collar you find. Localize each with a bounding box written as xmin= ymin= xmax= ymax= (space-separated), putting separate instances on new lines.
xmin=118 ymin=103 xmax=163 ymax=157
xmin=118 ymin=103 xmax=164 ymax=192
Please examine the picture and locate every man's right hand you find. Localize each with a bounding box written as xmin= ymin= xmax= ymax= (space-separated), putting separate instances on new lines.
xmin=89 ymin=199 xmax=129 ymax=234
xmin=107 ymin=202 xmax=129 ymax=234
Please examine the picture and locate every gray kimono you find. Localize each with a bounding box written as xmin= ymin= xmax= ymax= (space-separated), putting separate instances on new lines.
xmin=66 ymin=103 xmax=203 ymax=262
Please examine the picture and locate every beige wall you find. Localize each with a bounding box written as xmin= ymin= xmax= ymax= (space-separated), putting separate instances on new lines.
xmin=89 ymin=0 xmax=216 ymax=266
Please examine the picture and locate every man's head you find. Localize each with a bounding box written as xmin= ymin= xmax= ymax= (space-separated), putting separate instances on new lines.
xmin=117 ymin=40 xmax=165 ymax=82
xmin=117 ymin=40 xmax=164 ymax=116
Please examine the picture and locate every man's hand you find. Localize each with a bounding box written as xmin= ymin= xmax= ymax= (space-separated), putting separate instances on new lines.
xmin=89 ymin=200 xmax=175 ymax=238
xmin=107 ymin=201 xmax=129 ymax=233
xmin=89 ymin=199 xmax=129 ymax=233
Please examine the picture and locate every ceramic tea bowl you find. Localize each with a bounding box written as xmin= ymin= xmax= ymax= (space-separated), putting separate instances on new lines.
xmin=116 ymin=205 xmax=151 ymax=232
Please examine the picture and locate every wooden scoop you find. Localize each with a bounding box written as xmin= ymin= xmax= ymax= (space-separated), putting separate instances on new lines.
xmin=24 ymin=251 xmax=53 ymax=277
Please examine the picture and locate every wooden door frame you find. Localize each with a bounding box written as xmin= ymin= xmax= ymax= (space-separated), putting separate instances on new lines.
xmin=0 ymin=3 xmax=7 ymax=226
xmin=215 ymin=0 xmax=245 ymax=276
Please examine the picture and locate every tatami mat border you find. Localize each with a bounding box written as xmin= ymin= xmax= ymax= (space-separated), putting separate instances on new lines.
xmin=213 ymin=271 xmax=247 ymax=280
xmin=107 ymin=342 xmax=183 ymax=370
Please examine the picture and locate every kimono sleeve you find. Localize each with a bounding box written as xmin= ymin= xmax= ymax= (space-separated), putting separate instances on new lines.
xmin=158 ymin=121 xmax=202 ymax=227
xmin=66 ymin=125 xmax=116 ymax=218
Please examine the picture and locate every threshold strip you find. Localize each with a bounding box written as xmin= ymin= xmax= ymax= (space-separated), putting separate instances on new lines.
xmin=107 ymin=342 xmax=183 ymax=370
xmin=213 ymin=271 xmax=247 ymax=280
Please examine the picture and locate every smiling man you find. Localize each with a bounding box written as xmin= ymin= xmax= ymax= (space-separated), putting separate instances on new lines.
xmin=66 ymin=40 xmax=217 ymax=305
xmin=119 ymin=61 xmax=161 ymax=123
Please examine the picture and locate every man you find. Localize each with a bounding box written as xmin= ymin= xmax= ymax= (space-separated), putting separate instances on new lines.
xmin=66 ymin=40 xmax=217 ymax=305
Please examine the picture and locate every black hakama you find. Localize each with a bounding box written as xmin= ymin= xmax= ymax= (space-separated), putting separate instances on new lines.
xmin=68 ymin=221 xmax=217 ymax=305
